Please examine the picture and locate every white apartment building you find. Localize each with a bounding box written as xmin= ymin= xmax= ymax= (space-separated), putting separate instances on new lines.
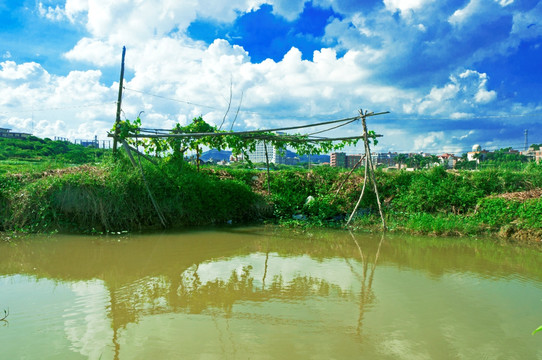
xmin=246 ymin=132 xmax=287 ymax=164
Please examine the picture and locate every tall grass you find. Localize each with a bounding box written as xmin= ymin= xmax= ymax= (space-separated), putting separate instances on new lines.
xmin=2 ymin=158 xmax=542 ymax=240
xmin=0 ymin=156 xmax=264 ymax=233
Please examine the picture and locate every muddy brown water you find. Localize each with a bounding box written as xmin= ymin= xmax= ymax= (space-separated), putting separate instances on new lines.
xmin=0 ymin=226 xmax=541 ymax=359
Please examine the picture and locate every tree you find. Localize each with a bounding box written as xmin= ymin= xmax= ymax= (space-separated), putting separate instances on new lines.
xmin=396 ymin=153 xmax=408 ymax=169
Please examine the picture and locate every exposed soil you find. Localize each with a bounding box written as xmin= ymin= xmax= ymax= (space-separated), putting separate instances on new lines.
xmin=493 ymin=188 xmax=542 ymax=201
xmin=9 ymin=164 xmax=106 ymax=182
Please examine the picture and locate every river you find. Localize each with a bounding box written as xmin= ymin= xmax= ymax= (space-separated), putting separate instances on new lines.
xmin=0 ymin=226 xmax=541 ymax=359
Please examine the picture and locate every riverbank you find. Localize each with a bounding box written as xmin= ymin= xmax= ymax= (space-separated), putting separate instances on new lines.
xmin=1 ymin=157 xmax=541 ymax=243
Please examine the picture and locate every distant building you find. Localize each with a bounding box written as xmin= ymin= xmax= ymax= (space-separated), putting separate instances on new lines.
xmin=0 ymin=127 xmax=31 ymax=139
xmin=248 ymin=141 xmax=285 ymax=163
xmin=244 ymin=132 xmax=299 ymax=165
xmin=467 ymin=144 xmax=488 ymax=162
xmin=438 ymin=153 xmax=458 ymax=168
xmin=330 ymin=152 xmax=367 ymax=169
xmin=75 ymin=136 xmax=100 ymax=148
xmin=346 ymin=154 xmax=362 ymax=168
xmin=330 ymin=152 xmax=346 ymax=167
xmin=371 ymin=152 xmax=397 ymax=167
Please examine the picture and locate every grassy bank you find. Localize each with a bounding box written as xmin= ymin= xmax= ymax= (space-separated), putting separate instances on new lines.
xmin=1 ymin=156 xmax=541 ymax=243
xmin=0 ymin=156 xmax=265 ymax=233
xmin=213 ymin=164 xmax=542 ymax=243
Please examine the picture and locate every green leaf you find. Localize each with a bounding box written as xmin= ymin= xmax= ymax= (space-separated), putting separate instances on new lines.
xmin=533 ymin=325 xmax=542 ymax=335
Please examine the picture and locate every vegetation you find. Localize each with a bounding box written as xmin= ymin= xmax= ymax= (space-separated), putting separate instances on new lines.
xmin=1 ymin=120 xmax=542 ymax=244
xmin=455 ymin=147 xmax=530 ymax=171
xmin=114 ymin=116 xmax=369 ymax=164
xmin=0 ymin=136 xmax=109 ymax=165
xmin=0 ymin=152 xmax=269 ymax=233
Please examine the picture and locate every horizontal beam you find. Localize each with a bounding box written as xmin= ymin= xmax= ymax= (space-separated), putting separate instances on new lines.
xmin=110 ymin=133 xmax=383 ymax=142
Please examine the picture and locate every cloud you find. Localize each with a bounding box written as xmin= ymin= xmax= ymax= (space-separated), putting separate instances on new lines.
xmin=0 ymin=60 xmax=114 ymax=139
xmin=416 ymin=69 xmax=497 ymax=115
xmin=383 ymin=0 xmax=433 ymax=14
xmin=269 ymin=0 xmax=306 ymax=20
xmin=0 ymin=61 xmax=50 ymax=83
xmin=64 ymin=38 xmax=118 ymax=66
xmin=413 ymin=131 xmax=444 ymax=151
xmin=38 ymin=2 xmax=66 ymax=22
xmin=448 ymin=0 xmax=482 ymax=27
xmin=458 ymin=70 xmax=497 ymax=104
xmin=453 ymin=130 xmax=475 ymax=141
xmin=5 ymin=0 xmax=542 ymax=154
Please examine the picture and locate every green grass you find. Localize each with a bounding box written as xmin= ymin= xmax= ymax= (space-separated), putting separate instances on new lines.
xmin=2 ymin=148 xmax=542 ymax=242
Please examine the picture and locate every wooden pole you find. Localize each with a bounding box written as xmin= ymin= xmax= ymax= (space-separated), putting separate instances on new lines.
xmin=128 ymin=137 xmax=167 ymax=228
xmin=360 ymin=113 xmax=386 ymax=230
xmin=121 ymin=139 xmax=137 ymax=168
xmin=196 ymin=146 xmax=200 ymax=172
xmin=112 ymin=46 xmax=126 ymax=156
xmin=346 ymin=151 xmax=369 ymax=226
xmin=346 ymin=110 xmax=386 ymax=231
xmin=331 ymin=155 xmax=365 ymax=204
xmin=264 ymin=140 xmax=271 ymax=195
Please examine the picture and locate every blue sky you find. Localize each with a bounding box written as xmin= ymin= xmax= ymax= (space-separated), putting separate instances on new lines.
xmin=0 ymin=0 xmax=541 ymax=154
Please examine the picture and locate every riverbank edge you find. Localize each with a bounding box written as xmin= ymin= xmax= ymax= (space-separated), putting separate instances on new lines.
xmin=1 ymin=161 xmax=541 ymax=244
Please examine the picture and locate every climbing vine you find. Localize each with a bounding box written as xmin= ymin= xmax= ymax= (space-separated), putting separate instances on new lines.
xmin=112 ymin=116 xmax=374 ymax=163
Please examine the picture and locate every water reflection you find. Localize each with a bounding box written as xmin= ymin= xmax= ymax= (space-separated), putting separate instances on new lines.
xmin=0 ymin=227 xmax=541 ymax=359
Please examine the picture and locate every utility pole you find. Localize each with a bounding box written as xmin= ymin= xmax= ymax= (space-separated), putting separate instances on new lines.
xmin=112 ymin=46 xmax=126 ymax=156
xmin=524 ymin=129 xmax=528 ymax=151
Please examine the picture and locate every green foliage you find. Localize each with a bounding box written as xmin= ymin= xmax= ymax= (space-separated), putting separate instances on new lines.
xmin=389 ymin=212 xmax=483 ymax=236
xmin=475 ymin=197 xmax=542 ymax=230
xmin=391 ymin=166 xmax=482 ymax=214
xmin=0 ymin=136 xmax=110 ymax=164
xmin=114 ymin=116 xmax=366 ymax=163
xmin=3 ymin=152 xmax=542 ymax=238
xmin=0 ymin=156 xmax=263 ymax=233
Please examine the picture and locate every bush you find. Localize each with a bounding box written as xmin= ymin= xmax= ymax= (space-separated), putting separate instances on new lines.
xmin=0 ymin=157 xmax=263 ymax=232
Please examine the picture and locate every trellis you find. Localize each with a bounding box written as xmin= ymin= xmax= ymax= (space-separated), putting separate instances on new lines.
xmin=110 ymin=109 xmax=388 ymax=231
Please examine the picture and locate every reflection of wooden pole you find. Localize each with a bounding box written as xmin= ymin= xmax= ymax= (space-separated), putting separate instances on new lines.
xmin=350 ymin=231 xmax=385 ymax=337
xmin=262 ymin=251 xmax=269 ymax=290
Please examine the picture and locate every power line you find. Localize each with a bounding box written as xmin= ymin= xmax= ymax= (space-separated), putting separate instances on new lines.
xmin=123 ymin=86 xmax=363 ymax=121
xmin=123 ymin=87 xmax=223 ymax=111
xmin=123 ymin=86 xmax=542 ymax=123
xmin=0 ymin=102 xmax=116 ymax=116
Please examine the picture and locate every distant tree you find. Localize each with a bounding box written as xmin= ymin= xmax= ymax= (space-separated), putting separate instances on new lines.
xmin=396 ymin=153 xmax=408 ymax=169
xmin=429 ymin=155 xmax=440 ymax=167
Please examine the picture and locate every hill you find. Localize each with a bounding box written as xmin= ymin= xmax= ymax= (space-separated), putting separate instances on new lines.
xmin=0 ymin=136 xmax=110 ymax=164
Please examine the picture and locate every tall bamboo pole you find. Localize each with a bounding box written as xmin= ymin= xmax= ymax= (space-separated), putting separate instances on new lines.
xmin=264 ymin=140 xmax=271 ymax=195
xmin=112 ymin=46 xmax=126 ymax=156
xmin=346 ymin=110 xmax=386 ymax=231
